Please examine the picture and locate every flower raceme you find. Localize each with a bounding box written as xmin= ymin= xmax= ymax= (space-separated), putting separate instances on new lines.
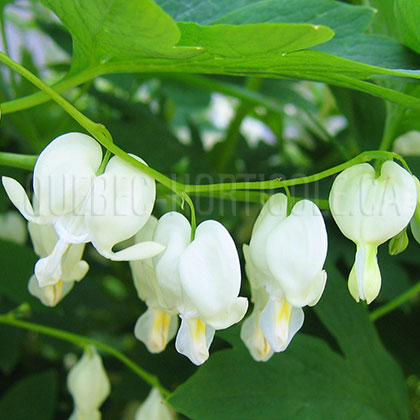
xmin=329 ymin=161 xmax=418 ymax=304
xmin=130 ymin=212 xmax=248 ymax=365
xmin=2 ymin=132 xmax=164 ymax=288
xmin=241 ymin=194 xmax=328 ymax=361
xmin=67 ymin=346 xmax=110 ymax=420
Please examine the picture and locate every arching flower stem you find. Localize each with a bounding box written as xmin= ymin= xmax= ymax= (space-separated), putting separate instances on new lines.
xmin=0 ymin=312 xmax=171 ymax=398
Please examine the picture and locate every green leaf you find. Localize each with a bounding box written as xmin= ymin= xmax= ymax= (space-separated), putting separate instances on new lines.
xmin=11 ymin=0 xmax=420 ymax=114
xmin=41 ymin=0 xmax=203 ymax=72
xmin=0 ymin=371 xmax=57 ymax=420
xmin=159 ymin=0 xmax=419 ymax=69
xmin=395 ymin=0 xmax=420 ymax=54
xmin=177 ymin=22 xmax=334 ymax=56
xmin=168 ymin=268 xmax=409 ymax=420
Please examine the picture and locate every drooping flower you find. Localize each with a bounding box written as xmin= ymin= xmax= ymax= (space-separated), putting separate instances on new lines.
xmin=130 ymin=211 xmax=248 ymax=365
xmin=129 ymin=215 xmax=181 ymax=353
xmin=241 ymin=194 xmax=328 ymax=359
xmin=135 ymin=388 xmax=175 ymax=420
xmin=2 ymin=132 xmax=164 ymax=288
xmin=27 ymin=222 xmax=88 ymax=306
xmin=177 ymin=219 xmax=248 ymax=365
xmin=329 ymin=161 xmax=417 ymax=303
xmin=67 ymin=346 xmax=110 ymax=420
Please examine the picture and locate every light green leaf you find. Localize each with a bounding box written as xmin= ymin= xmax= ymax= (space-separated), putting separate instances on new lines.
xmin=168 ymin=267 xmax=409 ymax=420
xmin=6 ymin=0 xmax=420 ymax=114
xmin=41 ymin=0 xmax=203 ymax=72
xmin=177 ymin=22 xmax=334 ymax=57
xmin=395 ymin=0 xmax=420 ymax=54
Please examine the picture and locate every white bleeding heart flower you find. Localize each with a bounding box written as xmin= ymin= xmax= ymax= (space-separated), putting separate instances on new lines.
xmin=131 ymin=211 xmax=248 ymax=365
xmin=177 ymin=219 xmax=248 ymax=365
xmin=241 ymin=193 xmax=328 ymax=358
xmin=27 ymin=222 xmax=88 ymax=306
xmin=135 ymin=388 xmax=175 ymax=420
xmin=130 ymin=215 xmax=179 ymax=353
xmin=329 ymin=161 xmax=417 ymax=303
xmin=67 ymin=346 xmax=110 ymax=420
xmin=2 ymin=132 xmax=164 ymax=288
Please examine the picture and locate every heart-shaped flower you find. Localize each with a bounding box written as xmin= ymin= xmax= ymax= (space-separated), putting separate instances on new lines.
xmin=2 ymin=132 xmax=164 ymax=287
xmin=329 ymin=161 xmax=417 ymax=303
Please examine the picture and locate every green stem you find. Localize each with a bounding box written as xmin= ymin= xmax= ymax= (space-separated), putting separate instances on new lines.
xmin=182 ymin=193 xmax=197 ymax=239
xmin=0 ymin=314 xmax=170 ymax=397
xmin=0 ymin=52 xmax=410 ymax=196
xmin=370 ymin=281 xmax=420 ymax=321
xmin=0 ymin=152 xmax=37 ymax=170
xmin=1 ymin=67 xmax=98 ymax=114
xmin=378 ymin=103 xmax=404 ymax=152
xmin=0 ymin=51 xmax=184 ymax=193
xmin=182 ymin=150 xmax=405 ymax=193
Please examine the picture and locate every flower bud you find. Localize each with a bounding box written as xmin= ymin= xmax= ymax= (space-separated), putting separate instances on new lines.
xmin=135 ymin=388 xmax=174 ymax=420
xmin=388 ymin=227 xmax=409 ymax=255
xmin=67 ymin=347 xmax=110 ymax=420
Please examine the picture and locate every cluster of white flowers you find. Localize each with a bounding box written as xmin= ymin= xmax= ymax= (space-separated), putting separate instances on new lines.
xmin=2 ymin=133 xmax=419 ymax=366
xmin=130 ymin=212 xmax=248 ymax=365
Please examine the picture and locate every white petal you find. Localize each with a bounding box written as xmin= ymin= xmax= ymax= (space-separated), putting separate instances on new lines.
xmin=348 ymin=244 xmax=381 ymax=304
xmin=266 ymin=200 xmax=328 ymax=308
xmin=259 ymin=298 xmax=304 ymax=352
xmin=35 ymin=238 xmax=70 ymax=287
xmin=135 ymin=215 xmax=158 ymax=243
xmin=179 ymin=220 xmax=243 ymax=322
xmin=135 ymin=388 xmax=174 ymax=420
xmin=240 ymin=307 xmax=274 ymax=362
xmin=28 ymin=222 xmax=58 ymax=258
xmin=243 ymin=244 xmax=270 ymax=293
xmin=249 ymin=193 xmax=288 ymax=277
xmin=67 ymin=347 xmax=110 ymax=414
xmin=329 ymin=161 xmax=417 ymax=245
xmin=61 ymin=243 xmax=89 ymax=282
xmin=99 ymin=241 xmax=165 ymax=261
xmin=306 ymin=270 xmax=327 ymax=307
xmin=134 ymin=307 xmax=178 ymax=353
xmin=28 ymin=275 xmax=74 ymax=307
xmin=86 ymin=154 xmax=155 ymax=258
xmin=33 ymin=133 xmax=102 ymax=218
xmin=206 ymin=297 xmax=248 ymax=330
xmin=2 ymin=177 xmax=51 ymax=224
xmin=175 ymin=317 xmax=215 ymax=365
xmin=153 ymin=212 xmax=191 ymax=310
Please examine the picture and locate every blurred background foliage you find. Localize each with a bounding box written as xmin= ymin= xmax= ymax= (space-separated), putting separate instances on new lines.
xmin=0 ymin=0 xmax=420 ymax=419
